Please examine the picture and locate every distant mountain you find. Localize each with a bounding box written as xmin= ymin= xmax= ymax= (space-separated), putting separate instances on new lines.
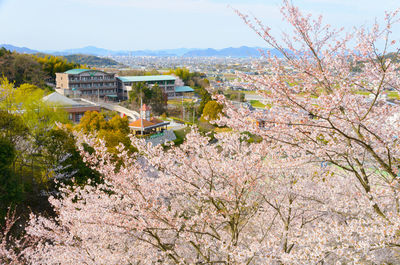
xmin=0 ymin=44 xmax=39 ymax=54
xmin=1 ymin=44 xmax=287 ymax=58
xmin=50 ymin=46 xmax=282 ymax=57
xmin=51 ymin=46 xmax=113 ymax=56
xmin=183 ymin=46 xmax=286 ymax=57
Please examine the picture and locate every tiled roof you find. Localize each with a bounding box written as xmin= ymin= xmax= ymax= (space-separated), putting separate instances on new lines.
xmin=129 ymin=119 xmax=155 ymax=128
xmin=150 ymin=117 xmax=165 ymax=124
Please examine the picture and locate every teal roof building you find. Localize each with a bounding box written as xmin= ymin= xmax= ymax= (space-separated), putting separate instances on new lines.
xmin=117 ymin=75 xmax=176 ymax=83
xmin=117 ymin=75 xmax=178 ymax=99
xmin=175 ymin=86 xmax=194 ymax=93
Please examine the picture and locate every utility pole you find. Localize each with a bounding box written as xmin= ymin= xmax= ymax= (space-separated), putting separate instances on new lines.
xmin=140 ymin=96 xmax=143 ymax=136
xmin=181 ymin=96 xmax=184 ymax=121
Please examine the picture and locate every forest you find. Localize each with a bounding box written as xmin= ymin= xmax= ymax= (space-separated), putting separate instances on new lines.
xmin=0 ymin=48 xmax=80 ymax=88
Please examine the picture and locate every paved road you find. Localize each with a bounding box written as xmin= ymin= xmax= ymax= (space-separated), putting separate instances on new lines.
xmin=81 ymin=99 xmax=140 ymax=120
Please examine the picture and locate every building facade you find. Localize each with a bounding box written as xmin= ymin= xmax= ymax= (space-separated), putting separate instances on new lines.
xmin=116 ymin=75 xmax=177 ymax=100
xmin=56 ymin=69 xmax=193 ymax=101
xmin=56 ymin=69 xmax=117 ymax=99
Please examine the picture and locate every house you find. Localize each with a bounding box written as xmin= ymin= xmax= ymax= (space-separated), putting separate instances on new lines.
xmin=174 ymin=86 xmax=195 ymax=97
xmin=43 ymin=92 xmax=100 ymax=123
xmin=129 ymin=104 xmax=169 ymax=135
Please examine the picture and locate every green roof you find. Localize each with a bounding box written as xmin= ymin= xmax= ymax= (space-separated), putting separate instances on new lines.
xmin=175 ymin=86 xmax=194 ymax=93
xmin=117 ymin=75 xmax=176 ymax=83
xmin=64 ymin=69 xmax=93 ymax=74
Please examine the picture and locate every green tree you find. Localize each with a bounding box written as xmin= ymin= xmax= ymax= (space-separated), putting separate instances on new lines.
xmin=76 ymin=111 xmax=134 ymax=155
xmin=128 ymin=82 xmax=150 ymax=108
xmin=0 ymin=78 xmax=70 ymax=187
xmin=198 ymin=87 xmax=212 ymax=115
xmin=76 ymin=111 xmax=107 ymax=133
xmin=34 ymin=54 xmax=80 ymax=79
xmin=0 ymin=110 xmax=29 ymax=145
xmin=149 ymin=84 xmax=167 ymax=115
xmin=0 ymin=53 xmax=47 ymax=87
xmin=44 ymin=128 xmax=102 ymax=187
xmin=0 ymin=137 xmax=24 ymax=215
xmin=201 ymin=100 xmax=223 ymax=122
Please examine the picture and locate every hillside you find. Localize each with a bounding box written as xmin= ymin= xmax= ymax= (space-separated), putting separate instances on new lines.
xmin=64 ymin=54 xmax=120 ymax=67
xmin=0 ymin=44 xmax=39 ymax=54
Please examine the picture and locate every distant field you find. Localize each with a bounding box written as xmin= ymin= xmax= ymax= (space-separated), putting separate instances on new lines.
xmin=387 ymin=91 xmax=400 ymax=99
xmin=167 ymin=98 xmax=195 ymax=105
xmin=355 ymin=90 xmax=370 ymax=96
xmin=354 ymin=90 xmax=399 ymax=99
xmin=225 ymin=89 xmax=258 ymax=95
xmin=223 ymin=74 xmax=237 ymax=81
xmin=249 ymin=100 xmax=266 ymax=108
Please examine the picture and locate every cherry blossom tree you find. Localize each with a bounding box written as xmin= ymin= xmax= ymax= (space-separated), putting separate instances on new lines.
xmin=217 ymin=0 xmax=400 ymax=225
xmin=22 ymin=129 xmax=400 ymax=264
xmin=0 ymin=209 xmax=34 ymax=265
xmin=5 ymin=0 xmax=400 ymax=264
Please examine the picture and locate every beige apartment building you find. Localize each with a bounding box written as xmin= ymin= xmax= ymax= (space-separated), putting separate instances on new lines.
xmin=56 ymin=69 xmax=117 ymax=100
xmin=56 ymin=69 xmax=194 ymax=101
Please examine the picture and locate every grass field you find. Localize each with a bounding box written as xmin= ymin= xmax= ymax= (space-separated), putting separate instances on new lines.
xmin=173 ymin=127 xmax=191 ymax=145
xmin=249 ymin=100 xmax=266 ymax=108
xmin=355 ymin=90 xmax=371 ymax=96
xmin=387 ymin=91 xmax=400 ymax=99
xmin=354 ymin=90 xmax=399 ymax=99
xmin=167 ymin=98 xmax=195 ymax=105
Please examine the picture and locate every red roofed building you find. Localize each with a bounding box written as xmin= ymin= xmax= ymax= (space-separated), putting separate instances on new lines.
xmin=129 ymin=104 xmax=169 ymax=135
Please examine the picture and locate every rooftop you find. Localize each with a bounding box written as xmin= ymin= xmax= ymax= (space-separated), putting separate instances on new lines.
xmin=64 ymin=69 xmax=93 ymax=74
xmin=42 ymin=92 xmax=81 ymax=106
xmin=129 ymin=119 xmax=155 ymax=128
xmin=117 ymin=75 xmax=176 ymax=83
xmin=175 ymin=86 xmax=194 ymax=93
xmin=129 ymin=118 xmax=169 ymax=129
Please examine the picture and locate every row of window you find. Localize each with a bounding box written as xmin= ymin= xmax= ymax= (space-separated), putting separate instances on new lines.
xmin=70 ymin=76 xmax=114 ymax=81
xmin=80 ymin=89 xmax=116 ymax=95
xmin=71 ymin=83 xmax=116 ymax=89
xmin=147 ymin=80 xmax=175 ymax=85
xmin=124 ymin=81 xmax=175 ymax=86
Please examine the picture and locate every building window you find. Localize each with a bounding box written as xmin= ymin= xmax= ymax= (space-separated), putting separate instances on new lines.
xmin=76 ymin=113 xmax=84 ymax=123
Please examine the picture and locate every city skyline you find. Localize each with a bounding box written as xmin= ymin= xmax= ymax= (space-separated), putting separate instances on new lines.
xmin=1 ymin=0 xmax=400 ymax=51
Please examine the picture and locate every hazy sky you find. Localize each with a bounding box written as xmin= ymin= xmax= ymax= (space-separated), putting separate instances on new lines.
xmin=0 ymin=0 xmax=399 ymax=51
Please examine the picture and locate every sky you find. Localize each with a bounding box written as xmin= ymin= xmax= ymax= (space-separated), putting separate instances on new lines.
xmin=0 ymin=0 xmax=399 ymax=51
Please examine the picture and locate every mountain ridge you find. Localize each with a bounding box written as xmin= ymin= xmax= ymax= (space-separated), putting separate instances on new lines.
xmin=0 ymin=44 xmax=284 ymax=58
